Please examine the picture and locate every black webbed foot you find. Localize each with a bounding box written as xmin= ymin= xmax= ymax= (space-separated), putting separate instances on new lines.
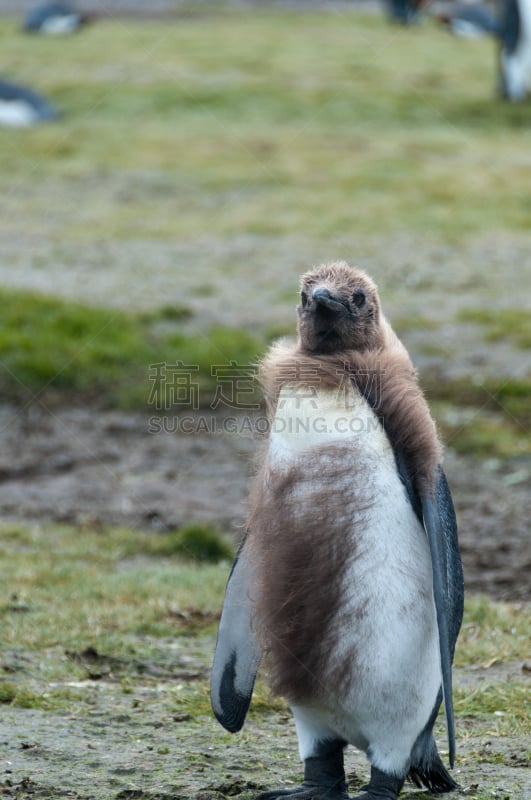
xmin=256 ymin=740 xmax=349 ymax=800
xmin=256 ymin=787 xmax=348 ymax=800
xmin=350 ymin=766 xmax=404 ymax=800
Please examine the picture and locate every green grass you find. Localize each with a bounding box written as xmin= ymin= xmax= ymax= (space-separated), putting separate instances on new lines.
xmin=0 ymin=288 xmax=264 ymax=409
xmin=0 ymin=522 xmax=232 ymax=654
xmin=1 ymin=11 xmax=531 ymax=244
xmin=424 ymin=372 xmax=531 ymax=428
xmin=391 ymin=315 xmax=441 ymax=335
xmin=456 ymin=595 xmax=530 ymax=668
xmin=0 ymin=518 xmax=528 ymax=799
xmin=0 ymin=682 xmax=84 ymax=712
xmin=1 ymin=287 xmax=528 ymax=467
xmin=2 ymin=287 xmax=528 ymax=461
xmin=434 ymin=403 xmax=531 ymax=458
xmin=456 ymin=308 xmax=531 ymax=349
xmin=437 ymin=400 xmax=530 ymax=463
xmin=140 ymin=522 xmax=234 ymax=562
xmin=454 ymin=682 xmax=529 ymax=725
xmin=0 ymin=521 xmax=529 ymax=719
xmin=0 ymin=10 xmax=529 ymax=442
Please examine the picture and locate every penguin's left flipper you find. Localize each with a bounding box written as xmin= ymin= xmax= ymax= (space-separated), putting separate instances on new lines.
xmin=210 ymin=536 xmax=261 ymax=732
xmin=419 ymin=465 xmax=464 ymax=769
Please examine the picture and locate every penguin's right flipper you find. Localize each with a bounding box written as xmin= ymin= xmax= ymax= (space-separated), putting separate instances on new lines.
xmin=210 ymin=536 xmax=261 ymax=732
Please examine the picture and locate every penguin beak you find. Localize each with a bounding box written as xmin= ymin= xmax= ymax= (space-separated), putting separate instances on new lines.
xmin=311 ymin=287 xmax=346 ymax=313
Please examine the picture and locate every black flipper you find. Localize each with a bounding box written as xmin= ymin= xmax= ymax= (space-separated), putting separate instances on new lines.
xmin=210 ymin=536 xmax=261 ymax=732
xmin=432 ymin=466 xmax=464 ymax=661
xmin=420 ymin=466 xmax=464 ymax=768
xmin=394 ymin=450 xmax=463 ymax=774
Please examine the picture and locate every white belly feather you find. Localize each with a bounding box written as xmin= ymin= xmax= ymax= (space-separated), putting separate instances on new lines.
xmin=266 ymin=385 xmax=442 ymax=772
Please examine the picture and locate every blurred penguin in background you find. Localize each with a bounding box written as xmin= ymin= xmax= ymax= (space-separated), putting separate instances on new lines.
xmin=498 ymin=0 xmax=531 ymax=98
xmin=436 ymin=2 xmax=503 ymax=37
xmin=385 ymin=0 xmax=427 ymax=24
xmin=23 ymin=2 xmax=92 ymax=35
xmin=436 ymin=0 xmax=531 ymax=99
xmin=0 ymin=78 xmax=59 ymax=127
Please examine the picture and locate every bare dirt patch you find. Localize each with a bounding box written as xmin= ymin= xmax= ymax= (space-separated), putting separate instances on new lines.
xmin=0 ymin=637 xmax=529 ymax=799
xmin=0 ymin=407 xmax=528 ymax=602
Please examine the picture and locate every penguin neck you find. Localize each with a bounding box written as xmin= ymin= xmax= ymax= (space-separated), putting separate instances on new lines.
xmin=269 ymin=383 xmax=392 ymax=463
xmin=260 ymin=334 xmax=442 ymax=495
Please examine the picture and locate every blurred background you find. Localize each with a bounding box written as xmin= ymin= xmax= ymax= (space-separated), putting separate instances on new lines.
xmin=0 ymin=2 xmax=529 ymax=798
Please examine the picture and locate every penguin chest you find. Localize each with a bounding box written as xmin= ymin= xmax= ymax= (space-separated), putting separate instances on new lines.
xmin=255 ymin=384 xmax=438 ymax=708
xmin=268 ymin=383 xmax=388 ymax=466
xmin=267 ymin=383 xmax=399 ymax=502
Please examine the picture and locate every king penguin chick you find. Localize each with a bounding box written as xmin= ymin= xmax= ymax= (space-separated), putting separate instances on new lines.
xmin=211 ymin=262 xmax=464 ymax=800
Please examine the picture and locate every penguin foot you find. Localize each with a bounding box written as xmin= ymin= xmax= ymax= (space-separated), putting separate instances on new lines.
xmin=350 ymin=766 xmax=404 ymax=800
xmin=256 ymin=785 xmax=348 ymax=800
xmin=256 ymin=741 xmax=349 ymax=800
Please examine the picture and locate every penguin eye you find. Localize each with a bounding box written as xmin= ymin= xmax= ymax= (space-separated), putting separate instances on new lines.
xmin=352 ymin=289 xmax=366 ymax=308
xmin=300 ymin=290 xmax=308 ymax=307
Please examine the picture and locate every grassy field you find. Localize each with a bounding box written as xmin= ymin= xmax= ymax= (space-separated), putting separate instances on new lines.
xmin=1 ymin=8 xmax=531 ymax=240
xmin=1 ymin=520 xmax=529 ymax=678
xmin=1 ymin=8 xmax=531 ymax=247
xmin=0 ymin=7 xmax=530 ymax=443
xmin=0 ymin=521 xmax=529 ymax=799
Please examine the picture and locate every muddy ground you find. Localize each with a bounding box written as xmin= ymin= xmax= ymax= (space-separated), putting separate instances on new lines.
xmin=0 ymin=637 xmax=529 ymax=800
xmin=0 ymin=400 xmax=528 ymax=602
xmin=0 ymin=335 xmax=529 ymax=795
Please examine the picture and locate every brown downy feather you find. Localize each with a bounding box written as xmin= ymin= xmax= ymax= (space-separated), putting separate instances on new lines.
xmin=247 ymin=446 xmax=374 ymax=703
xmin=259 ymin=333 xmax=442 ymax=495
xmin=261 ymin=261 xmax=442 ymax=492
xmin=247 ymin=262 xmax=443 ymax=703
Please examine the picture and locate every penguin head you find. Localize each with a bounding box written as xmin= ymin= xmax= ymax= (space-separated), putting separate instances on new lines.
xmin=297 ymin=262 xmax=382 ymax=354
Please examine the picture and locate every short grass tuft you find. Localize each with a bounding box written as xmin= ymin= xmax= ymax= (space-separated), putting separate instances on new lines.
xmin=454 ymin=683 xmax=529 ymax=733
xmin=134 ymin=522 xmax=234 ymax=563
xmin=0 ymin=682 xmax=17 ymax=704
xmin=434 ymin=404 xmax=531 ymax=458
xmin=171 ymin=523 xmax=234 ymax=563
